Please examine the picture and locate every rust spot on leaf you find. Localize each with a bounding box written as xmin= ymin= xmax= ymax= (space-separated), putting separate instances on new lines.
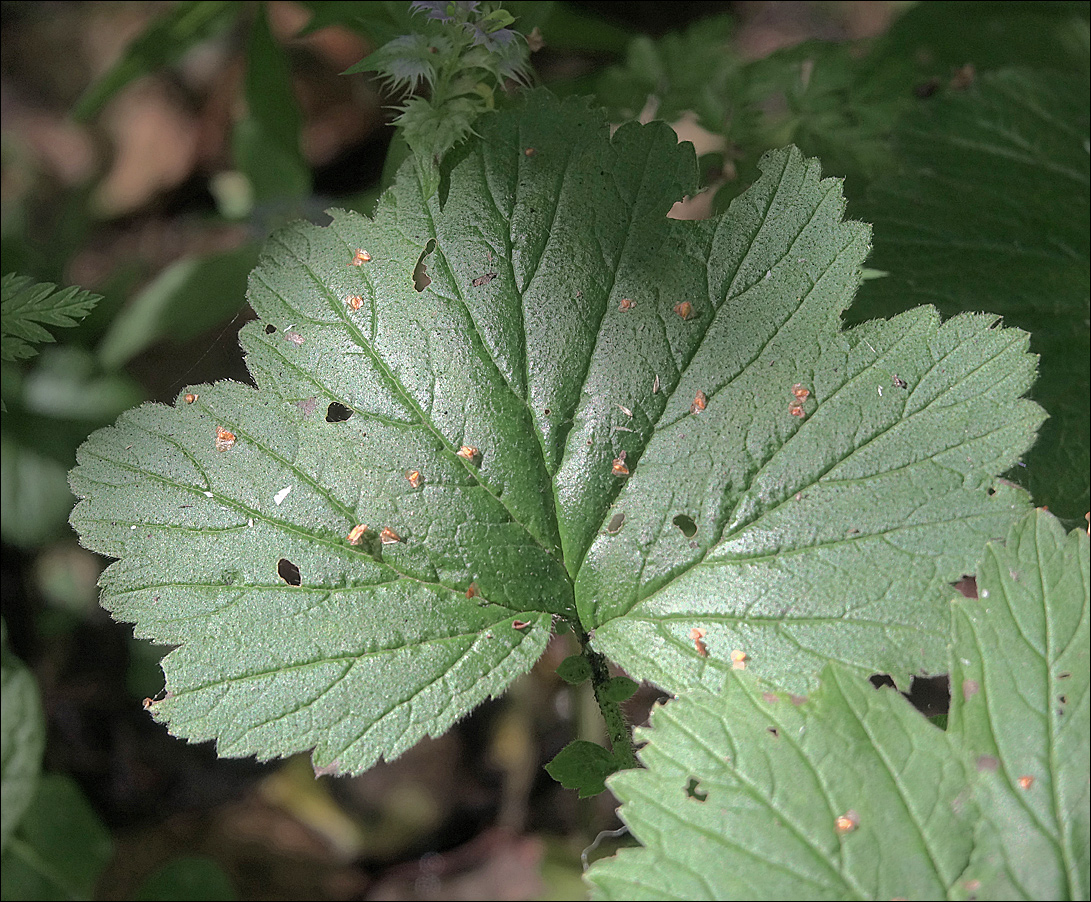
xmin=690 ymin=390 xmax=707 ymax=413
xmin=215 ymin=426 xmax=236 ymax=452
xmin=730 ymin=649 xmax=748 ymax=670
xmin=405 ymin=468 xmax=422 ymax=488
xmin=349 ymin=248 xmax=371 ymax=266
xmin=512 ymin=619 xmax=531 ymax=630
xmin=184 ymin=393 xmax=197 ymax=404
xmin=347 ymin=294 xmax=363 ymax=311
xmin=611 ymin=451 xmax=629 ymax=477
xmin=457 ymin=445 xmax=480 ymax=464
xmin=690 ymin=627 xmax=707 ymax=657
xmin=346 ymin=524 xmax=369 ymax=545
xmin=673 ymin=301 xmax=694 ymax=320
xmin=379 ymin=527 xmax=402 ymax=545
xmin=835 ymin=810 xmax=859 ymax=835
xmin=618 ymin=297 xmax=635 ymax=311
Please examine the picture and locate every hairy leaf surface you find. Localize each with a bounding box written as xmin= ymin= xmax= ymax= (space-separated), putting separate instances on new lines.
xmin=951 ymin=510 xmax=1090 ymax=899
xmin=70 ymin=92 xmax=1042 ymax=772
xmin=587 ymin=508 xmax=1089 ymax=901
xmin=586 ymin=665 xmax=977 ymax=900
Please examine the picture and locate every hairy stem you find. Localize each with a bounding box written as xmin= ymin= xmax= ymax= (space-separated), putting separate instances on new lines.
xmin=578 ymin=631 xmax=638 ymax=770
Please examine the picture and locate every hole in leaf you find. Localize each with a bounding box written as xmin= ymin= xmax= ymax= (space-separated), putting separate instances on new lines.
xmin=277 ymin=559 xmax=301 ymax=586
xmin=672 ymin=514 xmax=697 ymax=538
xmin=684 ymin=778 xmax=708 ymax=801
xmin=326 ymin=402 xmax=353 ymax=423
xmin=766 ymin=727 xmax=779 ymax=739
xmin=606 ymin=513 xmax=625 ymax=535
xmin=413 ymin=238 xmax=436 ymax=291
xmin=265 ymin=324 xmax=277 ymax=334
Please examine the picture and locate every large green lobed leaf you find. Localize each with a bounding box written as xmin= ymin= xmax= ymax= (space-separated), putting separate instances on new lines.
xmin=70 ymin=92 xmax=1042 ymax=773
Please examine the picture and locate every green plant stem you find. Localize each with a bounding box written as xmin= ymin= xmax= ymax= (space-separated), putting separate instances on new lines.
xmin=579 ymin=630 xmax=638 ymax=770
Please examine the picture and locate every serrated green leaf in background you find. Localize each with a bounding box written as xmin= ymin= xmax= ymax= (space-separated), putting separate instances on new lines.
xmin=851 ymin=69 xmax=1091 ymax=525
xmin=70 ymin=92 xmax=1042 ymax=775
xmin=950 ymin=509 xmax=1090 ymax=900
xmin=0 ymin=625 xmax=46 ymax=854
xmin=546 ymin=740 xmax=621 ymax=799
xmin=586 ymin=665 xmax=978 ymax=901
xmin=0 ymin=774 xmax=113 ymax=901
xmin=1 ymin=274 xmax=101 ymax=362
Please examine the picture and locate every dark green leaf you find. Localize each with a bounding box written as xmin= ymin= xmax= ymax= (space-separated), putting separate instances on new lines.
xmin=545 ymin=739 xmax=621 ymax=798
xmin=134 ymin=856 xmax=237 ymax=902
xmin=233 ymin=4 xmax=311 ymax=208
xmin=96 ymin=244 xmax=260 ymax=371
xmin=602 ymin=676 xmax=637 ymax=703
xmin=72 ymin=1 xmax=236 ymax=121
xmin=0 ymin=775 xmax=113 ymax=901
xmin=852 ymin=70 xmax=1090 ymax=523
xmin=557 ymin=654 xmax=591 ymax=685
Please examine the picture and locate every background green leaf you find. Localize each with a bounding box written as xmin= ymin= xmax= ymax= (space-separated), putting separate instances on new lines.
xmin=0 ymin=774 xmax=113 ymax=901
xmin=0 ymin=626 xmax=46 ymax=854
xmin=96 ymin=244 xmax=260 ymax=371
xmin=71 ymin=0 xmax=236 ymax=122
xmin=232 ymin=3 xmax=311 ymax=210
xmin=1 ymin=274 xmax=101 ymax=362
xmin=950 ymin=510 xmax=1090 ymax=900
xmin=851 ymin=70 xmax=1090 ymax=525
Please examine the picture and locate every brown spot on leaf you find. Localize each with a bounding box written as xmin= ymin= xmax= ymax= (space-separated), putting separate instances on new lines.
xmin=612 ymin=452 xmax=629 ymax=477
xmin=690 ymin=390 xmax=707 ymax=413
xmin=673 ymin=301 xmax=694 ymax=320
xmin=215 ymin=426 xmax=236 ymax=452
xmin=835 ymin=810 xmax=859 ymax=835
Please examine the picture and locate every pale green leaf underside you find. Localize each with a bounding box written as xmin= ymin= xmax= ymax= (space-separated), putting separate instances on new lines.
xmin=950 ymin=510 xmax=1090 ymax=900
xmin=586 ymin=666 xmax=976 ymax=901
xmin=71 ymin=92 xmax=1042 ymax=773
